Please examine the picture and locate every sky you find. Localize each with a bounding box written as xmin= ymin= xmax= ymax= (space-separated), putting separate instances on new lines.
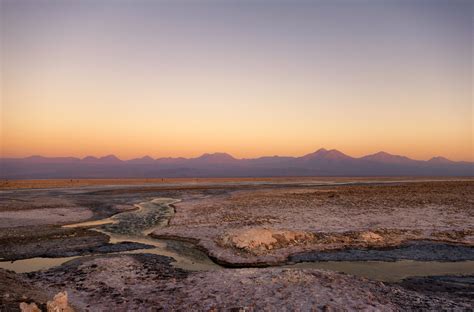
xmin=1 ymin=0 xmax=473 ymax=161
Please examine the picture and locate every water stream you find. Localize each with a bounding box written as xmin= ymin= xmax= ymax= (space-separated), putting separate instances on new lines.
xmin=64 ymin=198 xmax=220 ymax=271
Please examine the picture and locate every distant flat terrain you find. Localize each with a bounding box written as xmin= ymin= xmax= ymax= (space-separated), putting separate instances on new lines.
xmin=1 ymin=176 xmax=471 ymax=190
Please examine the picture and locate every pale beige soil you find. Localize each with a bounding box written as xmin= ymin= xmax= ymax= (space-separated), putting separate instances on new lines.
xmin=152 ymin=181 xmax=474 ymax=265
xmin=0 ymin=208 xmax=93 ymax=228
xmin=0 ymin=194 xmax=135 ymax=227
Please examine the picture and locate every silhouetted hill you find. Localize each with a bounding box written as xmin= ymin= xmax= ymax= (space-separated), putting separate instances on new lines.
xmin=1 ymin=149 xmax=472 ymax=178
xmin=427 ymin=156 xmax=454 ymax=164
xmin=360 ymin=151 xmax=416 ymax=164
xmin=192 ymin=153 xmax=238 ymax=164
xmin=301 ymin=148 xmax=353 ymax=161
xmin=128 ymin=156 xmax=156 ymax=164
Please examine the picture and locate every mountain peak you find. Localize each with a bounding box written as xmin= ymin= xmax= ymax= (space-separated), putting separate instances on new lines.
xmin=128 ymin=155 xmax=156 ymax=164
xmin=100 ymin=154 xmax=121 ymax=161
xmin=428 ymin=156 xmax=453 ymax=164
xmin=196 ymin=152 xmax=236 ymax=162
xmin=82 ymin=156 xmax=99 ymax=161
xmin=372 ymin=151 xmax=391 ymax=157
xmin=362 ymin=151 xmax=414 ymax=163
xmin=140 ymin=155 xmax=154 ymax=161
xmin=82 ymin=155 xmax=122 ymax=163
xmin=301 ymin=148 xmax=351 ymax=160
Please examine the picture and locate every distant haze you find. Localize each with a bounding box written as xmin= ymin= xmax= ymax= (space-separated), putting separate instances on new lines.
xmin=1 ymin=0 xmax=473 ymax=161
xmin=1 ymin=149 xmax=472 ymax=178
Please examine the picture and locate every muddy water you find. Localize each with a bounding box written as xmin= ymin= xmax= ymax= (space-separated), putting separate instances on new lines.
xmin=0 ymin=238 xmax=217 ymax=273
xmin=0 ymin=256 xmax=79 ymax=273
xmin=1 ymin=197 xmax=473 ymax=282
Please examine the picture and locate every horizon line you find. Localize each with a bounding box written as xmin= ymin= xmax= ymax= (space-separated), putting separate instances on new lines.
xmin=1 ymin=148 xmax=472 ymax=163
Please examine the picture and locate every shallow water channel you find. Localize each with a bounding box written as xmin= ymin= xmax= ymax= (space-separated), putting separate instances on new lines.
xmin=1 ymin=197 xmax=473 ymax=282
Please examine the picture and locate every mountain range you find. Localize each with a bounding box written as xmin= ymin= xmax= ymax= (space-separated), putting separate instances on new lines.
xmin=0 ymin=149 xmax=472 ymax=179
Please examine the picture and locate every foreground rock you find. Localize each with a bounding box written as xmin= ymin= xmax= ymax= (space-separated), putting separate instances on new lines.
xmin=20 ymin=292 xmax=74 ymax=312
xmin=0 ymin=269 xmax=49 ymax=311
xmin=19 ymin=302 xmax=41 ymax=312
xmin=17 ymin=254 xmax=474 ymax=311
xmin=46 ymin=291 xmax=74 ymax=312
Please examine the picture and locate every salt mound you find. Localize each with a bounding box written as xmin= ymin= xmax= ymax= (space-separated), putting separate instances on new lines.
xmin=359 ymin=231 xmax=383 ymax=243
xmin=224 ymin=228 xmax=314 ymax=252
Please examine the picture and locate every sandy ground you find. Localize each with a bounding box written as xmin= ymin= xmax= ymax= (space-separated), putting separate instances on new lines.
xmin=152 ymin=181 xmax=474 ymax=265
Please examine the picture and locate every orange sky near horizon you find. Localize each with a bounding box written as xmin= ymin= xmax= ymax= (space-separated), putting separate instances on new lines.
xmin=1 ymin=1 xmax=473 ymax=162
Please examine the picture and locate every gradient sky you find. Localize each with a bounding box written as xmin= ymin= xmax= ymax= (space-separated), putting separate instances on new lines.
xmin=1 ymin=0 xmax=473 ymax=161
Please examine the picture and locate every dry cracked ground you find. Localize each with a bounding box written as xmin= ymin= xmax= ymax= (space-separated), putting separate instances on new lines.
xmin=0 ymin=179 xmax=473 ymax=311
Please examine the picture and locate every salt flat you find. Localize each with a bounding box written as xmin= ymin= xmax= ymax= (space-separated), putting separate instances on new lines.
xmin=0 ymin=179 xmax=473 ymax=311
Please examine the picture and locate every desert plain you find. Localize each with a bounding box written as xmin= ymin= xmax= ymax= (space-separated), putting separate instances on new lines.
xmin=0 ymin=178 xmax=473 ymax=311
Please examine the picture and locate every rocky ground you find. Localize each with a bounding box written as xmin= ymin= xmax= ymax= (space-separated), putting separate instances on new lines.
xmin=0 ymin=179 xmax=473 ymax=311
xmin=0 ymin=225 xmax=154 ymax=261
xmin=290 ymin=240 xmax=474 ymax=262
xmin=152 ymin=181 xmax=474 ymax=266
xmin=2 ymin=253 xmax=473 ymax=311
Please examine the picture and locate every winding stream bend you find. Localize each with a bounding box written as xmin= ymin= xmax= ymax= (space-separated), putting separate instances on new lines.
xmin=0 ymin=198 xmax=220 ymax=273
xmin=1 ymin=197 xmax=473 ymax=282
xmin=66 ymin=197 xmax=220 ymax=271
